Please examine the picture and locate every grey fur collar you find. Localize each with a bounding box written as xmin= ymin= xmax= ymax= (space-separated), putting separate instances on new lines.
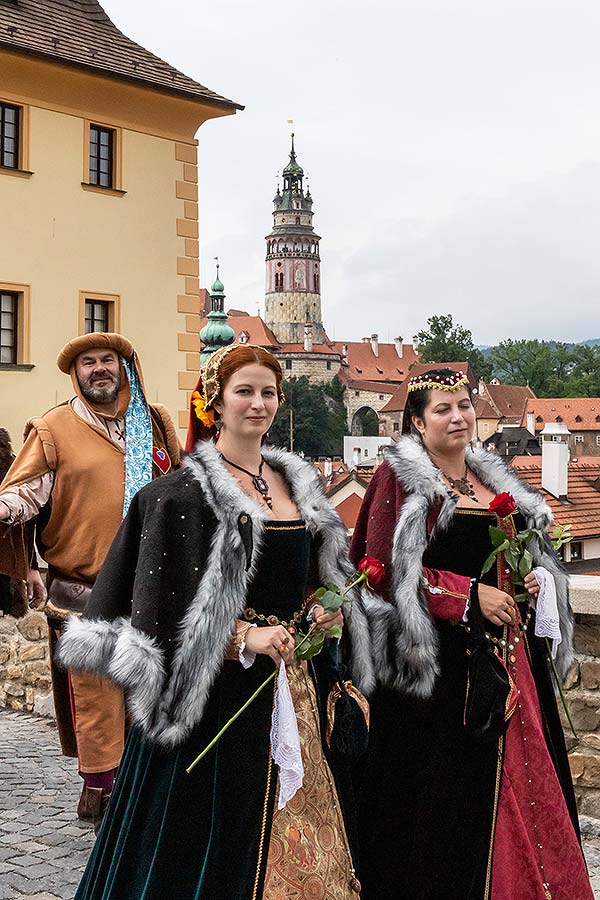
xmin=375 ymin=436 xmax=572 ymax=696
xmin=63 ymin=440 xmax=373 ymax=747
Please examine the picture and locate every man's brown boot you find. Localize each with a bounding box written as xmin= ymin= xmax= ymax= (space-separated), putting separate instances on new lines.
xmin=77 ymin=785 xmax=111 ymax=833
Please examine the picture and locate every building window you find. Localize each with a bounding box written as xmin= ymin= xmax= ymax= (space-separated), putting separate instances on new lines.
xmin=596 ymin=435 xmax=600 ymax=447
xmin=483 ymin=422 xmax=489 ymax=432
xmin=0 ymin=103 xmax=19 ymax=169
xmin=327 ymin=361 xmax=332 ymax=371
xmin=393 ymin=421 xmax=400 ymax=432
xmin=295 ymin=216 xmax=301 ymax=224
xmin=0 ymin=291 xmax=18 ymax=363
xmin=285 ymin=360 xmax=292 ymax=370
xmin=79 ymin=291 xmax=120 ymax=335
xmin=570 ymin=541 xmax=583 ymax=561
xmin=89 ymin=125 xmax=114 ymax=187
xmin=275 ymin=272 xmax=284 ymax=291
xmin=355 ymin=391 xmax=360 ymax=397
xmin=574 ymin=434 xmax=584 ymax=444
xmin=85 ymin=299 xmax=109 ymax=333
xmin=0 ymin=282 xmax=31 ymax=366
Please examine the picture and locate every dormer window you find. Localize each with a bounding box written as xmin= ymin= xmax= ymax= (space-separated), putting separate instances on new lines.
xmin=575 ymin=415 xmax=583 ymax=422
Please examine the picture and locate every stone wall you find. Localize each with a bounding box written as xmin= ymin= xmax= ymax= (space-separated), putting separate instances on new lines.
xmin=565 ymin=592 xmax=600 ymax=818
xmin=0 ymin=611 xmax=54 ymax=718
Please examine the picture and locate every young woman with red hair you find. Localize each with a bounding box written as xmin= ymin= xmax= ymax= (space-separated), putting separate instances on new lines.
xmin=60 ymin=344 xmax=371 ymax=900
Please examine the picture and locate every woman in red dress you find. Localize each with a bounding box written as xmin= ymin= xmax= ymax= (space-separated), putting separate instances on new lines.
xmin=350 ymin=368 xmax=592 ymax=900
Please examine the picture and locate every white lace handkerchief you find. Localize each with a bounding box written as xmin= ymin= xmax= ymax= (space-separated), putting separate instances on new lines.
xmin=270 ymin=660 xmax=304 ymax=810
xmin=532 ymin=566 xmax=562 ymax=657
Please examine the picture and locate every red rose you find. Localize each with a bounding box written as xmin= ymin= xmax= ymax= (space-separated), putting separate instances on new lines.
xmin=489 ymin=492 xmax=517 ymax=518
xmin=357 ymin=556 xmax=385 ymax=587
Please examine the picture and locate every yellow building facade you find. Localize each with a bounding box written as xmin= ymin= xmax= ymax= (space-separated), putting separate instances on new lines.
xmin=0 ymin=1 xmax=240 ymax=442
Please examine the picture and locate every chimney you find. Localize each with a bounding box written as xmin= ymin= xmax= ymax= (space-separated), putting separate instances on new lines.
xmin=478 ymin=376 xmax=486 ymax=397
xmin=370 ymin=333 xmax=379 ymax=357
xmin=342 ymin=344 xmax=348 ymax=360
xmin=323 ymin=458 xmax=333 ymax=478
xmin=361 ymin=336 xmax=370 ymax=343
xmin=351 ymin=447 xmax=361 ymax=469
xmin=526 ymin=410 xmax=535 ymax=436
xmin=541 ymin=423 xmax=570 ymax=500
xmin=394 ymin=336 xmax=404 ymax=358
xmin=303 ymin=321 xmax=313 ymax=353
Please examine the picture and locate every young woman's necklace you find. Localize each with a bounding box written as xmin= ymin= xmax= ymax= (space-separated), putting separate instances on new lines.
xmin=219 ymin=453 xmax=273 ymax=509
xmin=440 ymin=465 xmax=479 ymax=502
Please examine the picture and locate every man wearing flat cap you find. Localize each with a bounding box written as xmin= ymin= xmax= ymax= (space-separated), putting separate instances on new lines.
xmin=0 ymin=333 xmax=180 ymax=828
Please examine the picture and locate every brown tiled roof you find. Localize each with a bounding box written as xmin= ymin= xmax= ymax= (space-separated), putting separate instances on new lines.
xmin=520 ymin=398 xmax=600 ymax=432
xmin=340 ymin=375 xmax=396 ymax=394
xmin=474 ymin=397 xmax=499 ymax=419
xmin=511 ymin=457 xmax=600 ymax=539
xmin=199 ymin=315 xmax=280 ymax=349
xmin=0 ymin=0 xmax=241 ymax=109
xmin=381 ymin=361 xmax=475 ymax=413
xmin=484 ymin=384 xmax=535 ymax=423
xmin=332 ymin=340 xmax=419 ymax=384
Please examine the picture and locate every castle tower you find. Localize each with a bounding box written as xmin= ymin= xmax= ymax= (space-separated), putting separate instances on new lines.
xmin=264 ymin=134 xmax=325 ymax=343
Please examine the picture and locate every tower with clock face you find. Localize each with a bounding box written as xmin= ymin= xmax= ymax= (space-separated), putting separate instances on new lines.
xmin=264 ymin=134 xmax=325 ymax=343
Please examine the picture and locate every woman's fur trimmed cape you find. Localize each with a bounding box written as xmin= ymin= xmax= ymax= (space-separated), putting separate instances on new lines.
xmin=58 ymin=440 xmax=374 ymax=747
xmin=356 ymin=435 xmax=573 ymax=698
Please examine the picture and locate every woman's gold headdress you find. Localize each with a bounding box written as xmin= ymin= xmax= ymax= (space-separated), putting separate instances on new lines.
xmin=407 ymin=370 xmax=468 ymax=393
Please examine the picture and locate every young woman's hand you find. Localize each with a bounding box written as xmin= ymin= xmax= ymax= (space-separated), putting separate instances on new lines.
xmin=524 ymin=571 xmax=540 ymax=598
xmin=311 ymin=605 xmax=344 ymax=632
xmin=244 ymin=625 xmax=295 ymax=664
xmin=477 ymin=584 xmax=516 ymax=627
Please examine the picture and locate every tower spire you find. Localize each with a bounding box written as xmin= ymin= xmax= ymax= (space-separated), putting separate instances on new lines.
xmin=200 ymin=258 xmax=234 ymax=366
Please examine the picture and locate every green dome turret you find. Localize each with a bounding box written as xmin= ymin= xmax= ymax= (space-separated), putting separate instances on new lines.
xmin=200 ymin=259 xmax=234 ymax=366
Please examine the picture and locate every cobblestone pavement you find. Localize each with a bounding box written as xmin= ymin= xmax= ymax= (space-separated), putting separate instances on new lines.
xmin=1 ymin=709 xmax=600 ymax=900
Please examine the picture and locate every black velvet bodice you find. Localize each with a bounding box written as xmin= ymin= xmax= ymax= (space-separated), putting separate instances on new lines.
xmin=244 ymin=520 xmax=312 ymax=621
xmin=423 ymin=507 xmax=527 ymax=587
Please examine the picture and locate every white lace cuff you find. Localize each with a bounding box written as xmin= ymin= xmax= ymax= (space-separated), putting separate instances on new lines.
xmin=239 ymin=623 xmax=257 ymax=669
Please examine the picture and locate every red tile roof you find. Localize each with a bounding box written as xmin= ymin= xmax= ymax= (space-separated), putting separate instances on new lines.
xmin=200 ymin=315 xmax=280 ymax=349
xmin=333 ymin=493 xmax=365 ymax=531
xmin=338 ymin=372 xmax=396 ymax=394
xmin=511 ymin=458 xmax=600 ymax=539
xmin=474 ymin=397 xmax=499 ymax=419
xmin=0 ymin=0 xmax=241 ymax=109
xmin=483 ymin=384 xmax=536 ymax=423
xmin=521 ymin=398 xmax=600 ymax=432
xmin=381 ymin=362 xmax=475 ymax=413
xmin=332 ymin=340 xmax=419 ymax=384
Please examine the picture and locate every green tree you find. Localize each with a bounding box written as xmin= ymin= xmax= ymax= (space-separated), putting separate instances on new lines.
xmin=489 ymin=340 xmax=576 ymax=397
xmin=268 ymin=376 xmax=347 ymax=456
xmin=415 ymin=314 xmax=493 ymax=380
xmin=568 ymin=345 xmax=600 ymax=397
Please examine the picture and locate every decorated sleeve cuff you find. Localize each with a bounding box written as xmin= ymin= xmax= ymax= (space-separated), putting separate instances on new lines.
xmin=422 ymin=569 xmax=471 ymax=621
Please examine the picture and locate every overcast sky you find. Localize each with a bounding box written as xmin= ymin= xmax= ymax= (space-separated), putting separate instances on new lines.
xmin=103 ymin=0 xmax=600 ymax=346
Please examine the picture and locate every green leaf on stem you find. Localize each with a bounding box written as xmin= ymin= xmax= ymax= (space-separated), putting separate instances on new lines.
xmin=325 ymin=624 xmax=343 ymax=639
xmin=295 ymin=629 xmax=325 ymax=660
xmin=481 ymin=549 xmax=499 ymax=576
xmin=489 ymin=526 xmax=508 ymax=548
xmin=518 ymin=549 xmax=533 ymax=578
xmin=319 ymin=589 xmax=344 ymax=613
